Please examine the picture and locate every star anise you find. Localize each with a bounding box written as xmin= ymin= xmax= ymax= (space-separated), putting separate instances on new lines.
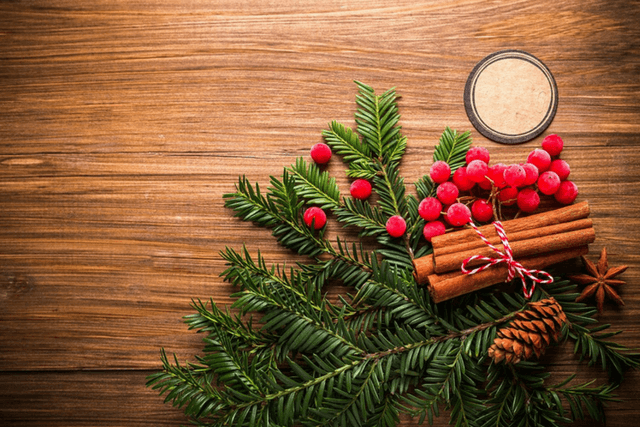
xmin=571 ymin=247 xmax=627 ymax=313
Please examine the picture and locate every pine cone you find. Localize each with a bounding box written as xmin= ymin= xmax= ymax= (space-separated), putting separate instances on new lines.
xmin=488 ymin=297 xmax=567 ymax=364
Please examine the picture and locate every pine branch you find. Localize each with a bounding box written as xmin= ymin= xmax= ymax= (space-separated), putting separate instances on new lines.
xmin=480 ymin=362 xmax=570 ymax=427
xmin=401 ymin=341 xmax=483 ymax=427
xmin=335 ymin=198 xmax=388 ymax=237
xmin=220 ymin=246 xmax=326 ymax=313
xmin=352 ymin=260 xmax=443 ymax=332
xmin=146 ymin=350 xmax=230 ymax=420
xmin=374 ymin=160 xmax=407 ymax=218
xmin=186 ymin=297 xmax=275 ymax=350
xmin=322 ymin=120 xmax=372 ymax=165
xmin=365 ymin=395 xmax=401 ymax=427
xmin=570 ymin=323 xmax=640 ymax=381
xmin=231 ymin=269 xmax=363 ymax=359
xmin=286 ymin=156 xmax=390 ymax=240
xmin=224 ymin=175 xmax=280 ymax=227
xmin=432 ymin=127 xmax=472 ymax=173
xmin=288 ymin=157 xmax=341 ymax=210
xmin=412 ymin=128 xmax=472 ymax=201
xmin=224 ymin=173 xmax=324 ymax=258
xmin=415 ymin=175 xmax=436 ymax=199
xmin=325 ymin=82 xmax=415 ymax=267
xmin=225 ymin=171 xmax=375 ymax=273
xmin=316 ymin=360 xmax=382 ymax=427
xmin=548 ymin=375 xmax=619 ymax=422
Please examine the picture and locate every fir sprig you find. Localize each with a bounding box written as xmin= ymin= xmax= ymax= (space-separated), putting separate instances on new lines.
xmin=149 ymin=83 xmax=638 ymax=427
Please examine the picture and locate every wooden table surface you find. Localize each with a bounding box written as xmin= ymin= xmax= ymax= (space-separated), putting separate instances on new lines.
xmin=1 ymin=1 xmax=639 ymax=425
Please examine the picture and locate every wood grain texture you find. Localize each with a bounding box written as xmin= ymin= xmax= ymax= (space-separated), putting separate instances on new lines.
xmin=1 ymin=0 xmax=639 ymax=425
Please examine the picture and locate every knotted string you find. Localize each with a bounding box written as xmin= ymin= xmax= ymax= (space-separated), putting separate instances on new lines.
xmin=460 ymin=221 xmax=553 ymax=298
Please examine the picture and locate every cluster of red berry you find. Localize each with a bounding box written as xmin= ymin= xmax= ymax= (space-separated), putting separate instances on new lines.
xmin=419 ymin=134 xmax=578 ymax=242
xmin=302 ymin=136 xmax=578 ymax=245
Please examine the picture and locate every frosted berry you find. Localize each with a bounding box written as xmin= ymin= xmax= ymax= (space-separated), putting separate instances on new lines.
xmin=498 ymin=187 xmax=518 ymax=206
xmin=418 ymin=197 xmax=442 ymax=222
xmin=453 ymin=167 xmax=475 ymax=191
xmin=554 ymin=180 xmax=579 ymax=204
xmin=521 ymin=163 xmax=539 ymax=186
xmin=504 ymin=164 xmax=526 ymax=187
xmin=310 ymin=143 xmax=332 ymax=164
xmin=386 ymin=215 xmax=407 ymax=238
xmin=466 ymin=159 xmax=489 ymax=183
xmin=436 ymin=181 xmax=459 ymax=205
xmin=517 ymin=188 xmax=540 ymax=213
xmin=471 ymin=199 xmax=493 ymax=222
xmin=429 ymin=161 xmax=451 ymax=184
xmin=541 ymin=134 xmax=564 ymax=157
xmin=446 ymin=203 xmax=472 ymax=227
xmin=549 ymin=159 xmax=571 ymax=181
xmin=303 ymin=207 xmax=327 ymax=229
xmin=478 ymin=177 xmax=493 ymax=191
xmin=350 ymin=179 xmax=372 ymax=200
xmin=486 ymin=163 xmax=507 ymax=189
xmin=538 ymin=171 xmax=561 ymax=195
xmin=466 ymin=146 xmax=490 ymax=164
xmin=423 ymin=220 xmax=446 ymax=242
xmin=442 ymin=204 xmax=452 ymax=225
xmin=527 ymin=148 xmax=551 ymax=172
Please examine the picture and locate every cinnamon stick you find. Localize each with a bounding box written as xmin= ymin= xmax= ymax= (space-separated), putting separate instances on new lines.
xmin=434 ymin=218 xmax=593 ymax=258
xmin=413 ymin=255 xmax=434 ymax=285
xmin=431 ymin=201 xmax=590 ymax=250
xmin=433 ymin=227 xmax=595 ymax=274
xmin=412 ymin=219 xmax=592 ymax=285
xmin=428 ymin=245 xmax=589 ymax=303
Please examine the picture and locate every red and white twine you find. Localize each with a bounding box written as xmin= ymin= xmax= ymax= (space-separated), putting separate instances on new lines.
xmin=460 ymin=221 xmax=553 ymax=298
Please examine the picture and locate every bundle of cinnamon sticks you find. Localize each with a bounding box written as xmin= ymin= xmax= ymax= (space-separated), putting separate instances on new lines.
xmin=413 ymin=201 xmax=594 ymax=303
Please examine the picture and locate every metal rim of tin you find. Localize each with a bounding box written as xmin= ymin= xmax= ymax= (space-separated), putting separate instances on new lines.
xmin=464 ymin=50 xmax=558 ymax=145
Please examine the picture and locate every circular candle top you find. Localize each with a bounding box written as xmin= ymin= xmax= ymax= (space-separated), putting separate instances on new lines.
xmin=464 ymin=50 xmax=558 ymax=144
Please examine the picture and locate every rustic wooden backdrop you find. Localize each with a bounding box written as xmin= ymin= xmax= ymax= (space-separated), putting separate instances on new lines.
xmin=1 ymin=0 xmax=639 ymax=425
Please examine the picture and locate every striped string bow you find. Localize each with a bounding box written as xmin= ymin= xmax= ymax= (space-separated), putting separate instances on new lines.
xmin=460 ymin=221 xmax=553 ymax=298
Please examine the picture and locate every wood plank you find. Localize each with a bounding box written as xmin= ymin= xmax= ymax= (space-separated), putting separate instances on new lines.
xmin=1 ymin=0 xmax=640 ymax=425
xmin=1 ymin=365 xmax=639 ymax=427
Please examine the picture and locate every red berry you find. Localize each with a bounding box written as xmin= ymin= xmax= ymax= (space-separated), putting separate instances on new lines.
xmin=466 ymin=146 xmax=490 ymax=164
xmin=498 ymin=187 xmax=518 ymax=206
xmin=386 ymin=215 xmax=407 ymax=238
xmin=466 ymin=159 xmax=488 ymax=183
xmin=517 ymin=188 xmax=540 ymax=213
xmin=303 ymin=207 xmax=327 ymax=229
xmin=538 ymin=171 xmax=561 ymax=195
xmin=436 ymin=181 xmax=459 ymax=205
xmin=521 ymin=163 xmax=539 ymax=186
xmin=471 ymin=199 xmax=493 ymax=222
xmin=429 ymin=161 xmax=451 ymax=184
xmin=310 ymin=143 xmax=332 ymax=164
xmin=446 ymin=203 xmax=472 ymax=227
xmin=418 ymin=197 xmax=442 ymax=221
xmin=478 ymin=177 xmax=493 ymax=190
xmin=453 ymin=167 xmax=475 ymax=191
xmin=350 ymin=179 xmax=372 ymax=200
xmin=504 ymin=164 xmax=526 ymax=187
xmin=423 ymin=220 xmax=446 ymax=242
xmin=527 ymin=148 xmax=551 ymax=172
xmin=549 ymin=159 xmax=571 ymax=181
xmin=554 ymin=180 xmax=579 ymax=204
xmin=486 ymin=163 xmax=507 ymax=189
xmin=442 ymin=204 xmax=452 ymax=224
xmin=542 ymin=134 xmax=564 ymax=157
